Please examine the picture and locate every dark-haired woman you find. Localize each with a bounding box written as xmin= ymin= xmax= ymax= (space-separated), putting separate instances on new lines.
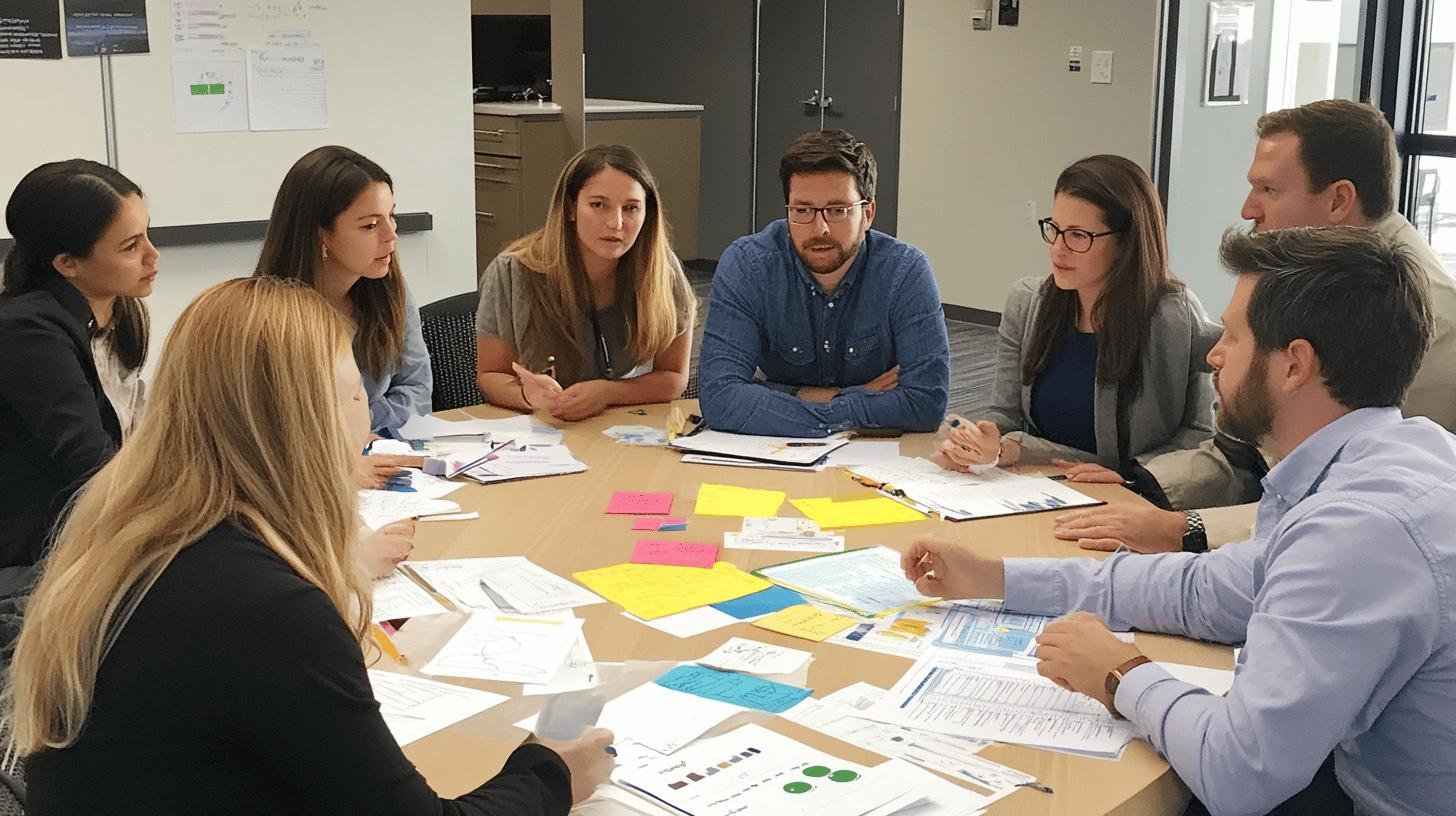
xmin=254 ymin=146 xmax=432 ymax=437
xmin=938 ymin=155 xmax=1218 ymax=474
xmin=476 ymin=144 xmax=695 ymax=421
xmin=0 ymin=159 xmax=156 ymax=583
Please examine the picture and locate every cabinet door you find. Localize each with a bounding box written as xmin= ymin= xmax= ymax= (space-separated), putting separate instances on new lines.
xmin=475 ymin=158 xmax=523 ymax=272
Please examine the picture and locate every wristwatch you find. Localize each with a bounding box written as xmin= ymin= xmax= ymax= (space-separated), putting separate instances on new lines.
xmin=1104 ymin=654 xmax=1152 ymax=700
xmin=1181 ymin=510 xmax=1208 ymax=553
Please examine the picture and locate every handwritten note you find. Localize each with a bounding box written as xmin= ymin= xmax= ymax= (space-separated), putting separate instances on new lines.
xmin=572 ymin=561 xmax=770 ymax=620
xmin=753 ymin=604 xmax=859 ymax=642
xmin=790 ymin=496 xmax=927 ymax=528
xmin=655 ymin=664 xmax=812 ymax=714
xmin=697 ymin=637 xmax=813 ymax=676
xmin=631 ymin=539 xmax=719 ymax=569
xmin=694 ymin=483 xmax=786 ymax=517
xmin=607 ymin=491 xmax=674 ymax=515
xmin=632 ymin=517 xmax=688 ymax=531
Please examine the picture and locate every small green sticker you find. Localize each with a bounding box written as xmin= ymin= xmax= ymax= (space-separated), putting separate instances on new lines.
xmin=783 ymin=782 xmax=813 ymax=794
xmin=189 ymin=84 xmax=208 ymax=95
xmin=829 ymin=769 xmax=860 ymax=783
xmin=208 ymin=83 xmax=225 ymax=94
xmin=802 ymin=766 xmax=831 ymax=778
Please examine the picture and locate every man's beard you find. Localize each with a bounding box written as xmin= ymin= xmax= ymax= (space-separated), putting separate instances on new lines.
xmin=795 ymin=232 xmax=862 ymax=276
xmin=1215 ymin=351 xmax=1276 ymax=445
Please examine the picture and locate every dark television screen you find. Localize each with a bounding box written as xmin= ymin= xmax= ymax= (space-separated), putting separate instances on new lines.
xmin=471 ymin=15 xmax=551 ymax=99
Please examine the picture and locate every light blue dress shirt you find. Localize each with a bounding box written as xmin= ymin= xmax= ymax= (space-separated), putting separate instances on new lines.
xmin=358 ymin=291 xmax=432 ymax=435
xmin=697 ymin=220 xmax=950 ymax=437
xmin=1003 ymin=407 xmax=1456 ymax=816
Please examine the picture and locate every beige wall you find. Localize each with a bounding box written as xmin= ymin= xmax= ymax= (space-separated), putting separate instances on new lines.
xmin=898 ymin=1 xmax=1163 ymax=312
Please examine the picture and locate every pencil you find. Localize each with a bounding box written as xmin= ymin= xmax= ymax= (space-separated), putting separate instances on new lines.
xmin=371 ymin=623 xmax=407 ymax=664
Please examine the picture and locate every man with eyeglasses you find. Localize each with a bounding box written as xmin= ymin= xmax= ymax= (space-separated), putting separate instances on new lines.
xmin=697 ymin=129 xmax=949 ymax=436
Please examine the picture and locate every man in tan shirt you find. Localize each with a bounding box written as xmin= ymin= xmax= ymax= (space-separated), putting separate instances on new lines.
xmin=1053 ymin=99 xmax=1456 ymax=552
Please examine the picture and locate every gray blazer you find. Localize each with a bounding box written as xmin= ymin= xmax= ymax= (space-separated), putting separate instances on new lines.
xmin=984 ymin=276 xmax=1220 ymax=468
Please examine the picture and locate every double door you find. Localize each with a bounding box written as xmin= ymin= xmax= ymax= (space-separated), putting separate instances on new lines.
xmin=754 ymin=0 xmax=904 ymax=235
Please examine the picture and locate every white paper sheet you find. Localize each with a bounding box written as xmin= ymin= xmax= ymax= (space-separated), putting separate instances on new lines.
xmin=823 ymin=440 xmax=902 ymax=468
xmin=848 ymin=457 xmax=1101 ymax=520
xmin=864 ymin=649 xmax=1135 ymax=758
xmin=1158 ymin=661 xmax=1236 ymax=695
xmin=403 ymin=558 xmax=509 ymax=611
xmin=757 ymin=546 xmax=931 ymax=617
xmin=476 ymin=557 xmax=602 ymax=614
xmin=597 ymin=681 xmax=745 ymax=754
xmin=371 ymin=570 xmax=449 ymax=622
xmin=420 ymin=613 xmax=582 ymax=684
xmin=681 ymin=453 xmax=827 ymax=472
xmin=613 ymin=722 xmax=921 ymax=816
xmin=245 ymin=41 xmax=327 ymax=130
xmin=357 ymin=490 xmax=461 ymax=531
xmin=398 ymin=413 xmax=502 ymax=440
xmin=726 ymin=517 xmax=845 ymax=553
xmin=521 ymin=630 xmax=599 ymax=696
xmin=368 ymin=670 xmax=507 ymax=746
xmin=463 ymin=445 xmax=587 ymax=483
xmin=825 ymin=606 xmax=953 ymax=659
xmin=670 ymin=429 xmax=853 ymax=465
xmin=697 ymin=637 xmax=813 ymax=676
xmin=623 ymin=606 xmax=743 ymax=638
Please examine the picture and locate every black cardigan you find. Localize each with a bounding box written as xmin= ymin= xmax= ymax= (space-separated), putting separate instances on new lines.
xmin=0 ymin=273 xmax=121 ymax=568
xmin=26 ymin=521 xmax=573 ymax=815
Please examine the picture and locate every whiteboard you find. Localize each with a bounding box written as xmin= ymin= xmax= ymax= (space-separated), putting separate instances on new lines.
xmin=1 ymin=0 xmax=477 ymax=285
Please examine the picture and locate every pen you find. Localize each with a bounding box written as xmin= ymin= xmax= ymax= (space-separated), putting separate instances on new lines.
xmin=371 ymin=623 xmax=407 ymax=664
xmin=1015 ymin=780 xmax=1054 ymax=794
xmin=785 ymin=442 xmax=828 ymax=447
xmin=399 ymin=564 xmax=458 ymax=613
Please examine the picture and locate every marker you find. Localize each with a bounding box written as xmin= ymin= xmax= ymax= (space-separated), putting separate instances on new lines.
xmin=785 ymin=442 xmax=828 ymax=447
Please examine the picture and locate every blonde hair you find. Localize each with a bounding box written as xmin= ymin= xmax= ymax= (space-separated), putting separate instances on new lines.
xmin=5 ymin=277 xmax=371 ymax=754
xmin=506 ymin=144 xmax=680 ymax=371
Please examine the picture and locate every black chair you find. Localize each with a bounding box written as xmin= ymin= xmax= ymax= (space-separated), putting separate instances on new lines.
xmin=419 ymin=291 xmax=486 ymax=412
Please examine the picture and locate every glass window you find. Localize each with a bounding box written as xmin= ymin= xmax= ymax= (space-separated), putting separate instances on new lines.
xmin=1421 ymin=0 xmax=1456 ymax=134
xmin=1410 ymin=155 xmax=1456 ymax=274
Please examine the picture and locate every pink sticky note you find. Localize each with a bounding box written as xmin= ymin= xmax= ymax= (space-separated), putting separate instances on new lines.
xmin=632 ymin=517 xmax=687 ymax=531
xmin=631 ymin=539 xmax=719 ymax=569
xmin=607 ymin=491 xmax=674 ymax=515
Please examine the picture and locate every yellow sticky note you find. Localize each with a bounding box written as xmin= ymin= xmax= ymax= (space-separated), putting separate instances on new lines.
xmin=753 ymin=604 xmax=859 ymax=642
xmin=694 ymin=483 xmax=787 ymax=517
xmin=790 ymin=496 xmax=926 ymax=528
xmin=572 ymin=561 xmax=771 ymax=620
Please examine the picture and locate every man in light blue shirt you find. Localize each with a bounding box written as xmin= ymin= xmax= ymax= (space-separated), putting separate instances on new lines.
xmin=697 ymin=129 xmax=949 ymax=436
xmin=903 ymin=227 xmax=1454 ymax=815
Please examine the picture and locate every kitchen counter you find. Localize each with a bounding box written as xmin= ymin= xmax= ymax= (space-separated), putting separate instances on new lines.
xmin=472 ymin=97 xmax=704 ymax=117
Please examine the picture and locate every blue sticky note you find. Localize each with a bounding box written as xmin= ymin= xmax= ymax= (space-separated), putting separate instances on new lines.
xmin=655 ymin=665 xmax=812 ymax=714
xmin=711 ymin=585 xmax=804 ymax=619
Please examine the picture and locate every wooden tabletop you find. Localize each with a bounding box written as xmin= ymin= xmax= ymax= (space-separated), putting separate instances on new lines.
xmin=390 ymin=401 xmax=1228 ymax=815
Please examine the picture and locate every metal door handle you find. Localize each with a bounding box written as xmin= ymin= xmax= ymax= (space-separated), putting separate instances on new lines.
xmin=476 ymin=211 xmax=495 ymax=219
xmin=474 ymin=161 xmax=509 ymax=170
xmin=799 ymin=89 xmax=833 ymax=109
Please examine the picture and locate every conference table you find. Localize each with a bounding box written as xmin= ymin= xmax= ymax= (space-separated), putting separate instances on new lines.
xmin=388 ymin=401 xmax=1234 ymax=815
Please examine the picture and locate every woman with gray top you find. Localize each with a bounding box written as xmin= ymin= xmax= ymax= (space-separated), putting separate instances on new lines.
xmin=938 ymin=155 xmax=1219 ymax=475
xmin=475 ymin=145 xmax=695 ymax=421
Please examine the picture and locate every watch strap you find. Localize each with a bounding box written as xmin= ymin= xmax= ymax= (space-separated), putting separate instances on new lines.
xmin=1104 ymin=654 xmax=1153 ymax=701
xmin=1181 ymin=510 xmax=1209 ymax=553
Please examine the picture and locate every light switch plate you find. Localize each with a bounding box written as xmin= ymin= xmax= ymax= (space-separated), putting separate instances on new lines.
xmin=1091 ymin=50 xmax=1114 ymax=84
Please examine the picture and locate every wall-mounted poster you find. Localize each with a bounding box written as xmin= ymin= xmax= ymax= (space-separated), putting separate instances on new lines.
xmin=1204 ymin=1 xmax=1255 ymax=106
xmin=1 ymin=0 xmax=64 ymax=59
xmin=64 ymin=0 xmax=150 ymax=56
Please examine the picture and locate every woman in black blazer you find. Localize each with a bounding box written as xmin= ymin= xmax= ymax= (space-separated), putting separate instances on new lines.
xmin=0 ymin=160 xmax=155 ymax=586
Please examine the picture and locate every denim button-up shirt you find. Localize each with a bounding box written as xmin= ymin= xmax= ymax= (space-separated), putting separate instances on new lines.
xmin=697 ymin=220 xmax=949 ymax=437
xmin=1004 ymin=407 xmax=1456 ymax=815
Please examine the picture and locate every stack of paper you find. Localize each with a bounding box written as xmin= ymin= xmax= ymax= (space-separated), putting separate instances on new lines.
xmin=612 ymin=723 xmax=934 ymax=816
xmin=783 ymin=682 xmax=1032 ymax=809
xmin=849 ymin=456 xmax=1102 ymax=520
xmin=755 ymin=546 xmax=935 ymax=618
xmin=357 ymin=490 xmax=463 ymax=530
xmin=864 ymin=648 xmax=1135 ymax=759
xmin=603 ymin=425 xmax=668 ymax=447
xmin=574 ymin=561 xmax=771 ymax=620
xmin=462 ymin=444 xmax=587 ymax=484
xmin=368 ymin=670 xmax=508 ymax=746
xmin=725 ymin=517 xmax=845 ymax=553
xmin=672 ymin=429 xmax=854 ymax=468
xmin=475 ymin=557 xmax=603 ymax=614
xmin=790 ymin=496 xmax=928 ymax=528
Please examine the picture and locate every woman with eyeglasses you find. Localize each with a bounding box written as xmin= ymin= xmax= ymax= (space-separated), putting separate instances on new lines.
xmin=475 ymin=145 xmax=695 ymax=421
xmin=936 ymin=154 xmax=1219 ymax=476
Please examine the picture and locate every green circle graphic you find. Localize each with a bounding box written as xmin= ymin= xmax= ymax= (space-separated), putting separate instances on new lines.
xmin=783 ymin=781 xmax=813 ymax=794
xmin=828 ymin=769 xmax=860 ymax=783
xmin=801 ymin=766 xmax=831 ymax=778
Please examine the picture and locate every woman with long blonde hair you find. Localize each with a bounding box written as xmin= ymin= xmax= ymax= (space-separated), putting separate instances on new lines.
xmin=476 ymin=144 xmax=695 ymax=420
xmin=8 ymin=277 xmax=612 ymax=814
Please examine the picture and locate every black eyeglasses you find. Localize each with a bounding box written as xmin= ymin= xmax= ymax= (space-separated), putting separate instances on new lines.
xmin=787 ymin=200 xmax=869 ymax=224
xmin=1038 ymin=218 xmax=1121 ymax=253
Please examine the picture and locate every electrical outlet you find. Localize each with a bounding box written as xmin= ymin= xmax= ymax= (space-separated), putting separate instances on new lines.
xmin=1024 ymin=201 xmax=1037 ymax=224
